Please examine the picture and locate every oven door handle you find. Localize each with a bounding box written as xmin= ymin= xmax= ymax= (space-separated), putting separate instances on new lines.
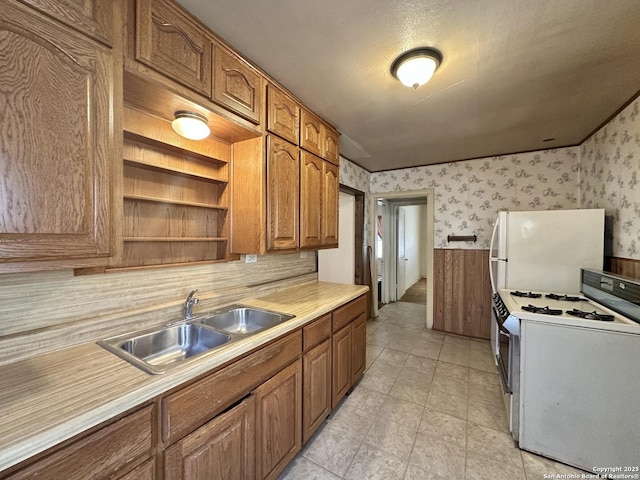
xmin=492 ymin=306 xmax=512 ymax=335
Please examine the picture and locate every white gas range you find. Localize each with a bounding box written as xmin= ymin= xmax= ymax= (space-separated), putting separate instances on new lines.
xmin=492 ymin=269 xmax=640 ymax=472
xmin=500 ymin=289 xmax=639 ymax=333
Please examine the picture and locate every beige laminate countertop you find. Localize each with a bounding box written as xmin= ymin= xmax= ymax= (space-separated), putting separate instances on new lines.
xmin=0 ymin=281 xmax=368 ymax=473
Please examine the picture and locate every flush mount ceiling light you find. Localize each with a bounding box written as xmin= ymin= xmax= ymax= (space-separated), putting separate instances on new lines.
xmin=391 ymin=47 xmax=443 ymax=89
xmin=171 ymin=111 xmax=210 ymax=140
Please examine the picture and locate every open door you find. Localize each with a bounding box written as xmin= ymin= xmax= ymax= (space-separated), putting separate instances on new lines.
xmin=396 ymin=207 xmax=407 ymax=299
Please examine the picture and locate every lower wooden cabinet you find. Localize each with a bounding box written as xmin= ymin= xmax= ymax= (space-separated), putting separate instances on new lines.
xmin=255 ymin=359 xmax=302 ymax=480
xmin=5 ymin=405 xmax=154 ymax=480
xmin=120 ymin=458 xmax=156 ymax=480
xmin=332 ymin=295 xmax=367 ymax=408
xmin=3 ymin=296 xmax=368 ymax=480
xmin=351 ymin=313 xmax=367 ymax=383
xmin=302 ymin=339 xmax=331 ymax=443
xmin=164 ymin=395 xmax=255 ymax=480
xmin=332 ymin=325 xmax=352 ymax=408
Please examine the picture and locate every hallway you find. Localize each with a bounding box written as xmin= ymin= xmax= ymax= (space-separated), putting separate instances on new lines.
xmin=399 ymin=278 xmax=427 ymax=304
xmin=280 ymin=301 xmax=585 ymax=479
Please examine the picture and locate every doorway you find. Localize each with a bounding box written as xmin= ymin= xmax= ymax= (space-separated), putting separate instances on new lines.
xmin=371 ymin=190 xmax=435 ymax=328
xmin=318 ymin=184 xmax=370 ymax=315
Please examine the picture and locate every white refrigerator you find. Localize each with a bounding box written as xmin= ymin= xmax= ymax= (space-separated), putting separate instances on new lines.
xmin=489 ymin=208 xmax=605 ymax=356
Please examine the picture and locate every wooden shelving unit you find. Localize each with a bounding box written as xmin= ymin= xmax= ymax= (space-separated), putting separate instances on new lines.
xmin=117 ymin=106 xmax=232 ymax=269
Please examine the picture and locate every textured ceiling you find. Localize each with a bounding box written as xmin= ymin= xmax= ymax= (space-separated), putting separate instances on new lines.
xmin=177 ymin=0 xmax=640 ymax=172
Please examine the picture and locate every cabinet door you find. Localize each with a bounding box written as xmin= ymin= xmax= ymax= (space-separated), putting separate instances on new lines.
xmin=321 ymin=161 xmax=339 ymax=247
xmin=17 ymin=0 xmax=112 ymax=45
xmin=300 ymin=152 xmax=323 ymax=249
xmin=300 ymin=110 xmax=322 ymax=156
xmin=303 ymin=339 xmax=331 ymax=443
xmin=213 ymin=45 xmax=264 ymax=124
xmin=322 ymin=127 xmax=340 ymax=165
xmin=255 ymin=360 xmax=302 ymax=480
xmin=266 ymin=136 xmax=299 ymax=251
xmin=332 ymin=325 xmax=352 ymax=408
xmin=135 ymin=0 xmax=212 ymax=96
xmin=266 ymin=85 xmax=299 ymax=144
xmin=351 ymin=314 xmax=367 ymax=383
xmin=165 ymin=395 xmax=255 ymax=480
xmin=0 ymin=1 xmax=113 ymax=266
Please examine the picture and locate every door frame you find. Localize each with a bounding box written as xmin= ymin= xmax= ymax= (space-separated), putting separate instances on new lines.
xmin=370 ymin=189 xmax=435 ymax=328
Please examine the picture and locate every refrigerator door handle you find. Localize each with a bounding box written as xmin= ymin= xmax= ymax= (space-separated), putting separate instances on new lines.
xmin=489 ymin=217 xmax=500 ymax=293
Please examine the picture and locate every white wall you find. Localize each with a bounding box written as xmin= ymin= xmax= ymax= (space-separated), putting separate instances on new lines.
xmin=318 ymin=192 xmax=355 ymax=284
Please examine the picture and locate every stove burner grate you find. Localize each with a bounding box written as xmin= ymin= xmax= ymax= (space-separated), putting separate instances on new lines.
xmin=511 ymin=291 xmax=542 ymax=298
xmin=545 ymin=293 xmax=586 ymax=302
xmin=521 ymin=305 xmax=563 ymax=315
xmin=566 ymin=309 xmax=615 ymax=321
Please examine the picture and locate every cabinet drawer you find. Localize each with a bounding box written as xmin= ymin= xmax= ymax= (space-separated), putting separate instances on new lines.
xmin=6 ymin=405 xmax=154 ymax=480
xmin=332 ymin=295 xmax=367 ymax=332
xmin=303 ymin=314 xmax=331 ymax=352
xmin=119 ymin=458 xmax=156 ymax=480
xmin=162 ymin=331 xmax=302 ymax=444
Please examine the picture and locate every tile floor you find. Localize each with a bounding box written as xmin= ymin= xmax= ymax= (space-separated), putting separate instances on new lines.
xmin=279 ymin=301 xmax=587 ymax=480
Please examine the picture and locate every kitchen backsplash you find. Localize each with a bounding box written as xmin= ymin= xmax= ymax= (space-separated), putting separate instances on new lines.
xmin=0 ymin=253 xmax=316 ymax=365
xmin=580 ymin=98 xmax=640 ymax=258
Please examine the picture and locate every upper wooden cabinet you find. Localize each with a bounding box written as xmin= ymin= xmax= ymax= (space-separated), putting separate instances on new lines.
xmin=266 ymin=136 xmax=299 ymax=251
xmin=300 ymin=110 xmax=323 ymax=156
xmin=213 ymin=45 xmax=264 ymax=125
xmin=301 ymin=108 xmax=341 ymax=165
xmin=135 ymin=0 xmax=212 ymax=96
xmin=300 ymin=152 xmax=338 ymax=249
xmin=17 ymin=0 xmax=113 ymax=45
xmin=300 ymin=152 xmax=323 ymax=249
xmin=321 ymin=161 xmax=339 ymax=247
xmin=323 ymin=126 xmax=340 ymax=165
xmin=0 ymin=0 xmax=114 ymax=270
xmin=267 ymin=85 xmax=300 ymax=145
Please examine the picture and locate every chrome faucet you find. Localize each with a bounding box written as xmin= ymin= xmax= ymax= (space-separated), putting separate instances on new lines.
xmin=184 ymin=289 xmax=200 ymax=320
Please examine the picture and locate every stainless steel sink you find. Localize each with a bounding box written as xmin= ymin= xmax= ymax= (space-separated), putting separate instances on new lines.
xmin=197 ymin=305 xmax=295 ymax=335
xmin=99 ymin=323 xmax=231 ymax=375
xmin=99 ymin=305 xmax=295 ymax=374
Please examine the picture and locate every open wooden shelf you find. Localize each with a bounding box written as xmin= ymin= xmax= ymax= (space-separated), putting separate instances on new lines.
xmin=116 ymin=108 xmax=231 ymax=270
xmin=123 ymin=158 xmax=227 ymax=183
xmin=123 ymin=237 xmax=227 ymax=242
xmin=123 ymin=194 xmax=228 ymax=210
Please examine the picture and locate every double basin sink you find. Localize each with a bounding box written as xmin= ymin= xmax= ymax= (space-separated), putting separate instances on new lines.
xmin=99 ymin=305 xmax=295 ymax=374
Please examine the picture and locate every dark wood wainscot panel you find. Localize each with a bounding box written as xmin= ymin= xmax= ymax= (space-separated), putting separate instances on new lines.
xmin=609 ymin=256 xmax=640 ymax=280
xmin=433 ymin=249 xmax=491 ymax=339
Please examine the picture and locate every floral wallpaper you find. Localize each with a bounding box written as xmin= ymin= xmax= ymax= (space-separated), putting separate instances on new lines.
xmin=581 ymin=98 xmax=640 ymax=259
xmin=369 ymin=148 xmax=581 ymax=248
